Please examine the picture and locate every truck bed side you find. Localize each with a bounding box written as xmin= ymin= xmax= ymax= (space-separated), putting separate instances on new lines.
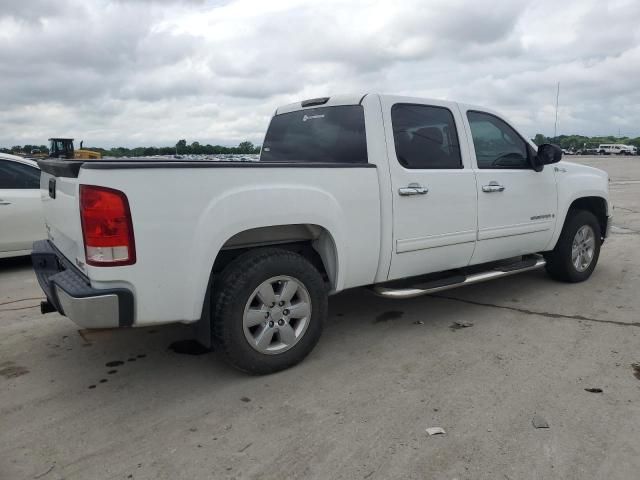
xmin=39 ymin=160 xmax=381 ymax=325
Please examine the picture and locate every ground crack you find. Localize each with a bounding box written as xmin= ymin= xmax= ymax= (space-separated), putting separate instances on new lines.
xmin=432 ymin=294 xmax=640 ymax=328
xmin=615 ymin=206 xmax=640 ymax=215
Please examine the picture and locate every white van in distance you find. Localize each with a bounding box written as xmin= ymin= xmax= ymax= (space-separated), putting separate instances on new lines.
xmin=598 ymin=144 xmax=637 ymax=155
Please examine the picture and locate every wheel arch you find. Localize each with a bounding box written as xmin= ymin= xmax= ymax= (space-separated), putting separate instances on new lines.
xmin=568 ymin=196 xmax=607 ymax=237
xmin=212 ymin=224 xmax=340 ymax=292
xmin=547 ymin=195 xmax=608 ymax=251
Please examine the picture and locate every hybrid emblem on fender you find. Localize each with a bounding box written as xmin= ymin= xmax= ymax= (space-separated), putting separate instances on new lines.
xmin=531 ymin=214 xmax=554 ymax=220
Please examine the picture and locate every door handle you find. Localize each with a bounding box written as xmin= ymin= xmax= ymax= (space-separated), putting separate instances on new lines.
xmin=398 ymin=183 xmax=428 ymax=196
xmin=481 ymin=182 xmax=505 ymax=193
xmin=0 ymin=199 xmax=10 ymax=205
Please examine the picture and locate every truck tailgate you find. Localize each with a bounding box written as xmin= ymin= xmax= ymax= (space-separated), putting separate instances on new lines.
xmin=38 ymin=160 xmax=86 ymax=270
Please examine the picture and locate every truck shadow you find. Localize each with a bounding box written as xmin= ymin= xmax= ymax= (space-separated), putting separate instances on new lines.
xmin=36 ymin=269 xmax=554 ymax=389
xmin=0 ymin=255 xmax=32 ymax=271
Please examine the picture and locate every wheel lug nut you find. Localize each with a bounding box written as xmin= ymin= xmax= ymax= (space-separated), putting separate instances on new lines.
xmin=278 ymin=319 xmax=285 ymax=326
xmin=283 ymin=309 xmax=289 ymax=315
xmin=279 ymin=301 xmax=285 ymax=306
xmin=265 ymin=312 xmax=270 ymax=318
xmin=268 ymin=320 xmax=274 ymax=327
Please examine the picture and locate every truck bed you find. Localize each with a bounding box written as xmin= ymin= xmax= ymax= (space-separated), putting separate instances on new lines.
xmin=37 ymin=157 xmax=381 ymax=325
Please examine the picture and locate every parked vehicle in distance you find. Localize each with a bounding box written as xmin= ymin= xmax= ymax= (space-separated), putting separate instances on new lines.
xmin=598 ymin=144 xmax=637 ymax=155
xmin=0 ymin=153 xmax=46 ymax=259
xmin=33 ymin=94 xmax=612 ymax=374
xmin=579 ymin=146 xmax=600 ymax=155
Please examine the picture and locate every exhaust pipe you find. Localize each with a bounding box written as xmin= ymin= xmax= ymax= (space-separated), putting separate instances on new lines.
xmin=40 ymin=300 xmax=56 ymax=314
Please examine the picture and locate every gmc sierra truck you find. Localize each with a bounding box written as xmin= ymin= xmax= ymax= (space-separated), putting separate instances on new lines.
xmin=33 ymin=94 xmax=612 ymax=374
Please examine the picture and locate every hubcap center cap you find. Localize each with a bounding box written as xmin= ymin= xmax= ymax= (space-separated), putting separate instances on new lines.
xmin=270 ymin=306 xmax=284 ymax=319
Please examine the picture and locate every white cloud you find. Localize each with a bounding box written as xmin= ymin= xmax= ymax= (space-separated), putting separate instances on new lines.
xmin=0 ymin=0 xmax=639 ymax=147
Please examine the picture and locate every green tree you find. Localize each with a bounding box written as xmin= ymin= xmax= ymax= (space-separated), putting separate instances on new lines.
xmin=533 ymin=134 xmax=547 ymax=146
xmin=176 ymin=139 xmax=187 ymax=154
xmin=237 ymin=141 xmax=255 ymax=154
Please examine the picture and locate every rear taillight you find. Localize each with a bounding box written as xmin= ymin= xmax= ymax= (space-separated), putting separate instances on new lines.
xmin=79 ymin=185 xmax=136 ymax=266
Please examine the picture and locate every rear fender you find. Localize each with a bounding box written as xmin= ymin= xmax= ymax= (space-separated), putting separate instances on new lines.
xmin=187 ymin=185 xmax=347 ymax=320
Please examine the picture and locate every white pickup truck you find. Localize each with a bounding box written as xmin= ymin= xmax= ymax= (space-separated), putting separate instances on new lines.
xmin=33 ymin=94 xmax=612 ymax=374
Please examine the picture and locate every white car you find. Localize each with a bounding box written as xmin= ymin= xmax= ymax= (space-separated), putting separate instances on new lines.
xmin=33 ymin=94 xmax=611 ymax=374
xmin=0 ymin=153 xmax=46 ymax=258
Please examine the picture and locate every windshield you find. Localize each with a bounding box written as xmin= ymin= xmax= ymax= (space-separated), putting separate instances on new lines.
xmin=260 ymin=105 xmax=367 ymax=163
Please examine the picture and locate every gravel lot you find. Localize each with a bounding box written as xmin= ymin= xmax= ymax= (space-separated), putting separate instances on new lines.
xmin=1 ymin=156 xmax=639 ymax=480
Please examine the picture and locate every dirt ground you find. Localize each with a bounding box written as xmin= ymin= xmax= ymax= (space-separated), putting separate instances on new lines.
xmin=1 ymin=156 xmax=639 ymax=480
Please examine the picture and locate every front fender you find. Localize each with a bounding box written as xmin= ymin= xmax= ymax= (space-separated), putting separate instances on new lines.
xmin=545 ymin=162 xmax=609 ymax=250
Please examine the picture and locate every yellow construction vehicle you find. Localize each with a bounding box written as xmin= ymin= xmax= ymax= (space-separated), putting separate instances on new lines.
xmin=48 ymin=138 xmax=102 ymax=159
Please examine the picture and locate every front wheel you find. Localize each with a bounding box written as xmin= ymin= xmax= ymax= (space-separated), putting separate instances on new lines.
xmin=212 ymin=248 xmax=327 ymax=374
xmin=544 ymin=210 xmax=601 ymax=282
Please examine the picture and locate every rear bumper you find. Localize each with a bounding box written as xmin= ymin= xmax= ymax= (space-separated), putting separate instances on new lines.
xmin=31 ymin=240 xmax=134 ymax=328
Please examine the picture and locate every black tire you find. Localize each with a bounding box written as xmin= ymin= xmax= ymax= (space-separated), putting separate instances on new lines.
xmin=212 ymin=248 xmax=327 ymax=374
xmin=544 ymin=210 xmax=601 ymax=282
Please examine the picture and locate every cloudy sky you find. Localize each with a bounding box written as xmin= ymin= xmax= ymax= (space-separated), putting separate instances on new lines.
xmin=1 ymin=0 xmax=639 ymax=148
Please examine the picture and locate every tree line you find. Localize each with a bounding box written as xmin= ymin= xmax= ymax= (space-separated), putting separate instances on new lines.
xmin=1 ymin=140 xmax=261 ymax=157
xmin=3 ymin=135 xmax=640 ymax=157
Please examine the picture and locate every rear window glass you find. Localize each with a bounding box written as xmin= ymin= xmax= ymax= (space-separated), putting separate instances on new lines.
xmin=260 ymin=105 xmax=368 ymax=163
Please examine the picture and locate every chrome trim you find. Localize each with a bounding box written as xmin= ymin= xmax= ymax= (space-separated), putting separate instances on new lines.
xmin=55 ymin=286 xmax=120 ymax=328
xmin=398 ymin=183 xmax=428 ymax=196
xmin=481 ymin=181 xmax=505 ymax=193
xmin=372 ymin=257 xmax=546 ymax=299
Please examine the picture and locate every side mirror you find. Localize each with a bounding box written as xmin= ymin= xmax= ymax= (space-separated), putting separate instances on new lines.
xmin=536 ymin=143 xmax=562 ymax=165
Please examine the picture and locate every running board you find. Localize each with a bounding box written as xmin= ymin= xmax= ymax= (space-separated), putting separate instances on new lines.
xmin=372 ymin=256 xmax=546 ymax=299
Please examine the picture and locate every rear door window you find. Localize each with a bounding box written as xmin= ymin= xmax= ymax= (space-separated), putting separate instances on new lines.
xmin=391 ymin=104 xmax=462 ymax=169
xmin=260 ymin=105 xmax=368 ymax=163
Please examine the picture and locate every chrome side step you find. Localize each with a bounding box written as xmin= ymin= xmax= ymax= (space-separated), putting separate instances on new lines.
xmin=372 ymin=256 xmax=546 ymax=299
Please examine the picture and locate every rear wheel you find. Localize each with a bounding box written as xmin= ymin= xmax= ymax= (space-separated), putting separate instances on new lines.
xmin=212 ymin=248 xmax=327 ymax=374
xmin=544 ymin=210 xmax=601 ymax=282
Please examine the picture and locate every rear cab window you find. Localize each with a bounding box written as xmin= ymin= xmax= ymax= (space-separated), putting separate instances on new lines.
xmin=260 ymin=105 xmax=368 ymax=163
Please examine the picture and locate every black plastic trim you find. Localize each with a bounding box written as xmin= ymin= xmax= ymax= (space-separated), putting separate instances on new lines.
xmin=82 ymin=162 xmax=377 ymax=170
xmin=38 ymin=159 xmax=85 ymax=178
xmin=31 ymin=240 xmax=134 ymax=327
xmin=37 ymin=158 xmax=377 ymax=176
xmin=301 ymin=97 xmax=330 ymax=107
xmin=494 ymin=256 xmax=537 ymax=272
